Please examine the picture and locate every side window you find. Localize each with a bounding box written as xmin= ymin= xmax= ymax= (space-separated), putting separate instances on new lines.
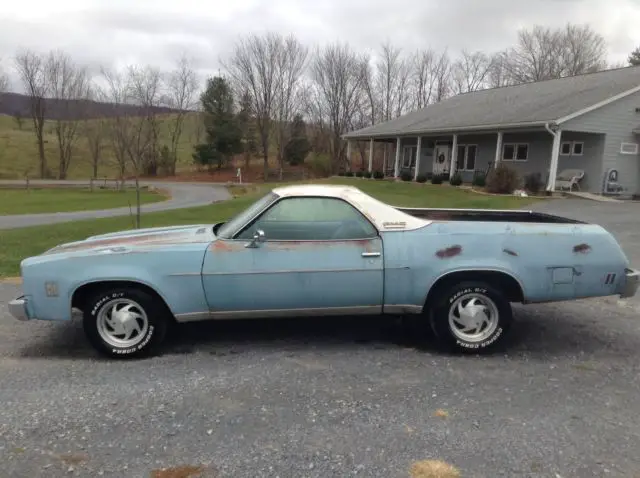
xmin=236 ymin=197 xmax=378 ymax=241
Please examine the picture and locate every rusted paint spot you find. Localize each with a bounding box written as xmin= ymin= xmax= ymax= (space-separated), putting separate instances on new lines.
xmin=573 ymin=243 xmax=591 ymax=254
xmin=210 ymin=240 xmax=244 ymax=252
xmin=150 ymin=465 xmax=206 ymax=478
xmin=52 ymin=232 xmax=193 ymax=253
xmin=436 ymin=245 xmax=462 ymax=258
xmin=503 ymin=248 xmax=518 ymax=257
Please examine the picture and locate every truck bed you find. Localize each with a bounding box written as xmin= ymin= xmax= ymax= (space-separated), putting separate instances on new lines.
xmin=395 ymin=207 xmax=586 ymax=224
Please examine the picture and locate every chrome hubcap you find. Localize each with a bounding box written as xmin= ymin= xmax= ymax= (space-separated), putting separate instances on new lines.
xmin=448 ymin=293 xmax=499 ymax=343
xmin=96 ymin=298 xmax=149 ymax=348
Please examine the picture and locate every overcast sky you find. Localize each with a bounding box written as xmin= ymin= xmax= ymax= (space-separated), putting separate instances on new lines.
xmin=2 ymin=0 xmax=640 ymax=90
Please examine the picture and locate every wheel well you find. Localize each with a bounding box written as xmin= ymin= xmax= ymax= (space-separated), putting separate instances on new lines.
xmin=424 ymin=270 xmax=525 ymax=309
xmin=71 ymin=280 xmax=175 ymax=320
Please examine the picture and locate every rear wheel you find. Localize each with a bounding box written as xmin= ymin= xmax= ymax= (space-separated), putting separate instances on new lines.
xmin=83 ymin=288 xmax=169 ymax=359
xmin=428 ymin=281 xmax=513 ymax=353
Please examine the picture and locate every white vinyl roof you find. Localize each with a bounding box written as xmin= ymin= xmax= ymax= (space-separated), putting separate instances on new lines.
xmin=271 ymin=184 xmax=430 ymax=232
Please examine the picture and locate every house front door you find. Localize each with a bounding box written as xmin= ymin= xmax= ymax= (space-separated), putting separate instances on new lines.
xmin=433 ymin=144 xmax=450 ymax=175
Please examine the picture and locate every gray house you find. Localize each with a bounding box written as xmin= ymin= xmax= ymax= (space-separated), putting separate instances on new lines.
xmin=343 ymin=65 xmax=640 ymax=195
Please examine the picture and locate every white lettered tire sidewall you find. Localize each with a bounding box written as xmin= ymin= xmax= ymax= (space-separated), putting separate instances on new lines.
xmin=430 ymin=281 xmax=513 ymax=354
xmin=83 ymin=288 xmax=168 ymax=359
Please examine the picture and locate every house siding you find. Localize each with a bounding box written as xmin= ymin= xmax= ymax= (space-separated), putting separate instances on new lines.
xmin=556 ymin=132 xmax=605 ymax=193
xmin=391 ymin=129 xmax=604 ymax=192
xmin=562 ymin=90 xmax=640 ymax=195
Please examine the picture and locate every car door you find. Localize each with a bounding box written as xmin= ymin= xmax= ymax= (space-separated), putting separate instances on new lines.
xmin=201 ymin=196 xmax=384 ymax=318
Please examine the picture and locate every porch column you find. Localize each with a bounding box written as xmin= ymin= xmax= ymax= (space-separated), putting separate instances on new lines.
xmin=449 ymin=134 xmax=459 ymax=180
xmin=414 ymin=136 xmax=422 ymax=181
xmin=546 ymin=129 xmax=563 ymax=192
xmin=494 ymin=132 xmax=503 ymax=168
xmin=368 ymin=138 xmax=374 ymax=172
xmin=346 ymin=139 xmax=352 ymax=172
xmin=393 ymin=137 xmax=401 ymax=178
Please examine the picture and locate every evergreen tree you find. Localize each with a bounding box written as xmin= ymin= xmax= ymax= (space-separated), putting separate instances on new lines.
xmin=284 ymin=114 xmax=311 ymax=166
xmin=629 ymin=47 xmax=640 ymax=66
xmin=192 ymin=76 xmax=242 ymax=170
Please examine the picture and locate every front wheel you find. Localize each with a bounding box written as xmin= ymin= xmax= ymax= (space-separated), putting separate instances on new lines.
xmin=83 ymin=288 xmax=169 ymax=359
xmin=428 ymin=281 xmax=513 ymax=353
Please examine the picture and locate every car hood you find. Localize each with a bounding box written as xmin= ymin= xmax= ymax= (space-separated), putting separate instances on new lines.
xmin=42 ymin=224 xmax=217 ymax=255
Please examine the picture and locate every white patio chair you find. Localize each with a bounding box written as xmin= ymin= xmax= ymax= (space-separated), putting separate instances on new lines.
xmin=555 ymin=169 xmax=585 ymax=191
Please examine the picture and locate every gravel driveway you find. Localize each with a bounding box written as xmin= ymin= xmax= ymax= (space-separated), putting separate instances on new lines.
xmin=0 ymin=180 xmax=230 ymax=229
xmin=1 ymin=197 xmax=640 ymax=477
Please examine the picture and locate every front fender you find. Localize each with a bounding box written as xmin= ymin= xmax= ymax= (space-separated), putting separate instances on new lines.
xmin=21 ymin=246 xmax=210 ymax=321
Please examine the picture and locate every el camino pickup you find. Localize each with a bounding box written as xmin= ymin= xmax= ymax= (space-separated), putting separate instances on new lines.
xmin=7 ymin=184 xmax=640 ymax=358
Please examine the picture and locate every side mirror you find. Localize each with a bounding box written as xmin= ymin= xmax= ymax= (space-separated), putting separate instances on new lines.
xmin=245 ymin=229 xmax=266 ymax=248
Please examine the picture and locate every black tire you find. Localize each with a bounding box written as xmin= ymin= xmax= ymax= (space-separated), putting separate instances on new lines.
xmin=83 ymin=287 xmax=169 ymax=359
xmin=428 ymin=280 xmax=513 ymax=354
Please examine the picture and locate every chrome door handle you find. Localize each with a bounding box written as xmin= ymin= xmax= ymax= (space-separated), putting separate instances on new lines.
xmin=362 ymin=252 xmax=381 ymax=257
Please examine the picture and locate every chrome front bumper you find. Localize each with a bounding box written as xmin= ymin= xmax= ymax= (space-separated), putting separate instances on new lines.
xmin=8 ymin=296 xmax=30 ymax=321
xmin=620 ymin=268 xmax=640 ymax=299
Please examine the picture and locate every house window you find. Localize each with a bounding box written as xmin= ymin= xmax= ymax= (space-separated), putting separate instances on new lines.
xmin=503 ymin=143 xmax=528 ymax=161
xmin=561 ymin=141 xmax=584 ymax=156
xmin=572 ymin=142 xmax=584 ymax=156
xmin=456 ymin=144 xmax=478 ymax=171
xmin=402 ymin=145 xmax=417 ymax=168
xmin=620 ymin=142 xmax=639 ymax=155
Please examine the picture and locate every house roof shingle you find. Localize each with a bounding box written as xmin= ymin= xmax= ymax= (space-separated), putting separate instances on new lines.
xmin=344 ymin=65 xmax=640 ymax=139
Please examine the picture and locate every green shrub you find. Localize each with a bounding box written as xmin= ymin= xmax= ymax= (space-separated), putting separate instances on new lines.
xmin=431 ymin=174 xmax=443 ymax=185
xmin=344 ymin=171 xmax=354 ymax=177
xmin=307 ymin=153 xmax=332 ymax=177
xmin=449 ymin=173 xmax=463 ymax=186
xmin=363 ymin=171 xmax=372 ymax=179
xmin=486 ymin=164 xmax=519 ymax=194
xmin=355 ymin=171 xmax=364 ymax=178
xmin=416 ymin=174 xmax=427 ymax=183
xmin=337 ymin=171 xmax=345 ymax=176
xmin=373 ymin=170 xmax=384 ymax=179
xmin=400 ymin=171 xmax=413 ymax=181
xmin=472 ymin=175 xmax=486 ymax=187
xmin=524 ymin=172 xmax=543 ymax=194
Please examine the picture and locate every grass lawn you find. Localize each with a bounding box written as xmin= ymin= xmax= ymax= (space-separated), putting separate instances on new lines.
xmin=0 ymin=178 xmax=542 ymax=277
xmin=0 ymin=188 xmax=166 ymax=215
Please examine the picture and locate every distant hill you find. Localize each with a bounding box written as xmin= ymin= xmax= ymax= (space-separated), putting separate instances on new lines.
xmin=0 ymin=92 xmax=183 ymax=121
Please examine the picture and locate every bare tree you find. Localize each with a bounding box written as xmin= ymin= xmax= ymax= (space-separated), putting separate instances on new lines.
xmin=273 ymin=35 xmax=308 ymax=175
xmin=0 ymin=60 xmax=8 ymax=94
xmin=451 ymin=49 xmax=494 ymax=94
xmin=82 ymin=85 xmax=107 ymax=178
xmin=100 ymin=67 xmax=132 ymax=179
xmin=14 ymin=49 xmax=51 ymax=178
xmin=308 ymin=42 xmax=367 ymax=170
xmin=375 ymin=41 xmax=412 ymax=122
xmin=560 ymin=23 xmax=608 ymax=76
xmin=224 ymin=32 xmax=283 ymax=177
xmin=0 ymin=61 xmax=8 ymax=117
xmin=127 ymin=65 xmax=163 ymax=177
xmin=165 ymin=54 xmax=198 ymax=175
xmin=502 ymin=23 xmax=608 ymax=83
xmin=47 ymin=50 xmax=91 ymax=179
xmin=486 ymin=51 xmax=515 ymax=88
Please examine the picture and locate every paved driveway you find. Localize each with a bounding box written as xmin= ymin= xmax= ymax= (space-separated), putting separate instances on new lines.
xmin=1 ymin=196 xmax=640 ymax=477
xmin=0 ymin=180 xmax=231 ymax=229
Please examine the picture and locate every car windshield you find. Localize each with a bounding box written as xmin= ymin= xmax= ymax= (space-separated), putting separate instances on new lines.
xmin=216 ymin=192 xmax=279 ymax=239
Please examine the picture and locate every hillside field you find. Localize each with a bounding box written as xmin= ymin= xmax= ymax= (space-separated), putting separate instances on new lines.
xmin=0 ymin=113 xmax=335 ymax=183
xmin=0 ymin=113 xmax=207 ymax=180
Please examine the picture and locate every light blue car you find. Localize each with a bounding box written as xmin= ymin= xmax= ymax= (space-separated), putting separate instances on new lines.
xmin=7 ymin=184 xmax=640 ymax=358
